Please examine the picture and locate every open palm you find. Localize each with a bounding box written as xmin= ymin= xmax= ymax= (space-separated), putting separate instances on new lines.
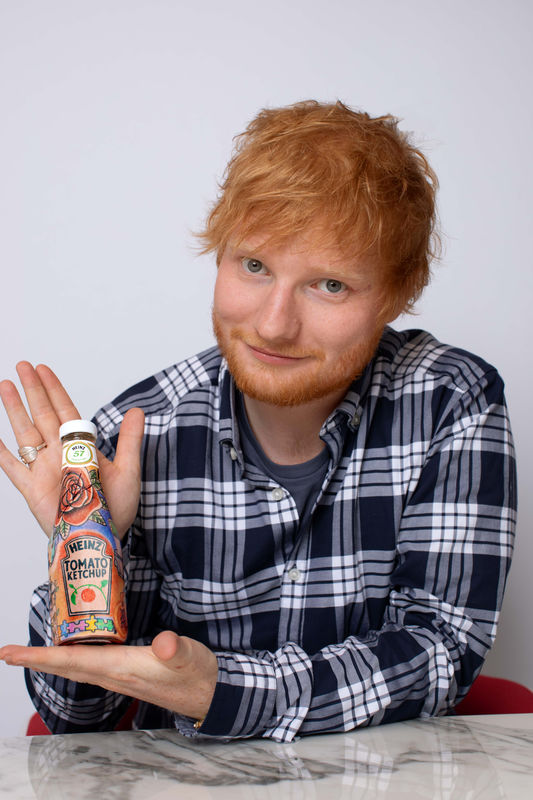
xmin=0 ymin=362 xmax=144 ymax=539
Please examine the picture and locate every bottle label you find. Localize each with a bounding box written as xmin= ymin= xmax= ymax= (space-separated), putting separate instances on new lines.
xmin=61 ymin=535 xmax=112 ymax=616
xmin=49 ymin=431 xmax=128 ymax=644
xmin=63 ymin=440 xmax=98 ymax=469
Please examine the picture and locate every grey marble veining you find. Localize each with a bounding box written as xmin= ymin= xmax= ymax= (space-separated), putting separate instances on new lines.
xmin=0 ymin=715 xmax=532 ymax=799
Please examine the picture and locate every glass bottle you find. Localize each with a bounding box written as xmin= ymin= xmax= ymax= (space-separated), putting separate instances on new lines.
xmin=48 ymin=419 xmax=128 ymax=645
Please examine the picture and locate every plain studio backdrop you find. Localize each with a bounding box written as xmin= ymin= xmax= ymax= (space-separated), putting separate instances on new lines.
xmin=0 ymin=0 xmax=531 ymax=736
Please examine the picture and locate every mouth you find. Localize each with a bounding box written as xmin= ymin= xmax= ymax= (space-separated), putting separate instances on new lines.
xmin=247 ymin=344 xmax=309 ymax=365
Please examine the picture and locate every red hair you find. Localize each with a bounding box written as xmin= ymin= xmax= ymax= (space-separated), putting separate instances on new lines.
xmin=198 ymin=100 xmax=440 ymax=317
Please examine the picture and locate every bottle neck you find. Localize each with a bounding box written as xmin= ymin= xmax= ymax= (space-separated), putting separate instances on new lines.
xmin=60 ymin=436 xmax=99 ymax=470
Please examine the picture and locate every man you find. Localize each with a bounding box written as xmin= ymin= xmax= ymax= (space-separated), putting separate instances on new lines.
xmin=0 ymin=101 xmax=516 ymax=742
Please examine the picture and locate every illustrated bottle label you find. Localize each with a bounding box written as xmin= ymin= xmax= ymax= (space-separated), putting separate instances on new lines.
xmin=61 ymin=535 xmax=112 ymax=616
xmin=49 ymin=431 xmax=128 ymax=645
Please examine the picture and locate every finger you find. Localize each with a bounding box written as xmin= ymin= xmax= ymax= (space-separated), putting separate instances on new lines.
xmin=0 ymin=644 xmax=65 ymax=673
xmin=0 ymin=376 xmax=46 ymax=450
xmin=0 ymin=644 xmax=151 ymax=701
xmin=0 ymin=644 xmax=99 ymax=688
xmin=113 ymin=408 xmax=145 ymax=469
xmin=151 ymin=633 xmax=218 ymax=717
xmin=0 ymin=438 xmax=33 ymax=494
xmin=0 ymin=643 xmax=122 ymax=685
xmin=151 ymin=631 xmax=196 ymax=670
xmin=0 ymin=645 xmax=38 ymax=667
xmin=151 ymin=630 xmax=182 ymax=663
xmin=14 ymin=362 xmax=65 ymax=443
xmin=34 ymin=364 xmax=81 ymax=425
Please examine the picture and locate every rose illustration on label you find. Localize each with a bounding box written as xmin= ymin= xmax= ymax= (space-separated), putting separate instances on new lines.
xmin=55 ymin=467 xmax=102 ymax=529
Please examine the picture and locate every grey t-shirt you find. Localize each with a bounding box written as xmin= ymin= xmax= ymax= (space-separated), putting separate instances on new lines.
xmin=236 ymin=392 xmax=329 ymax=532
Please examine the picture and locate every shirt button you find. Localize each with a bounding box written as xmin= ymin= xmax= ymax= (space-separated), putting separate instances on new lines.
xmin=271 ymin=487 xmax=284 ymax=501
xmin=229 ymin=447 xmax=238 ymax=461
xmin=288 ymin=567 xmax=301 ymax=582
xmin=351 ymin=412 xmax=361 ymax=427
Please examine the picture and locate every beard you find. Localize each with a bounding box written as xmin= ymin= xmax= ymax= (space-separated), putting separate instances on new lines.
xmin=212 ymin=310 xmax=382 ymax=408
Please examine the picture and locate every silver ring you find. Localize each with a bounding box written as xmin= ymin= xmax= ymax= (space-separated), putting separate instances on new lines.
xmin=18 ymin=442 xmax=47 ymax=465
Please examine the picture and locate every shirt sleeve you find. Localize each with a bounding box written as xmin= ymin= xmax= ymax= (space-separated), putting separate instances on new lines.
xmin=183 ymin=367 xmax=516 ymax=742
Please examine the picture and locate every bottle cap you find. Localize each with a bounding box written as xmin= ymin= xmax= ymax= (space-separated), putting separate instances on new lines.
xmin=59 ymin=419 xmax=98 ymax=440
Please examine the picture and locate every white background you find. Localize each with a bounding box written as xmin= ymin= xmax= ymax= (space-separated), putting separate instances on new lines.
xmin=0 ymin=0 xmax=531 ymax=736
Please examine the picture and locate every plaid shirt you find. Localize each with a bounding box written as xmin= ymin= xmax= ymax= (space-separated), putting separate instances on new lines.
xmin=27 ymin=328 xmax=516 ymax=742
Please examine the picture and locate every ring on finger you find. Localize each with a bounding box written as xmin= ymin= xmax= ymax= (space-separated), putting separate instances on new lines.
xmin=18 ymin=442 xmax=48 ymax=465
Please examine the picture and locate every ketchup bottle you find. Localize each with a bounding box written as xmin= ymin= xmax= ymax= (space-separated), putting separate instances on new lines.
xmin=48 ymin=420 xmax=127 ymax=645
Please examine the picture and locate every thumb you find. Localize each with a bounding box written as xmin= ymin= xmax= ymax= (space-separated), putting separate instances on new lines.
xmin=151 ymin=631 xmax=190 ymax=666
xmin=113 ymin=407 xmax=145 ymax=468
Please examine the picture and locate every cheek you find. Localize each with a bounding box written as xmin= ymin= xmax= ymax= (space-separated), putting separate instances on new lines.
xmin=318 ymin=309 xmax=381 ymax=356
xmin=214 ymin=275 xmax=255 ymax=323
xmin=213 ymin=274 xmax=233 ymax=319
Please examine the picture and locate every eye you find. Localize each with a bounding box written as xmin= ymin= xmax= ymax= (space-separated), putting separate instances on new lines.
xmin=241 ymin=257 xmax=267 ymax=274
xmin=317 ymin=278 xmax=346 ymax=295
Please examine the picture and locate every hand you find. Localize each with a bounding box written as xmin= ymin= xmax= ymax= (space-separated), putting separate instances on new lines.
xmin=0 ymin=362 xmax=144 ymax=538
xmin=0 ymin=631 xmax=218 ymax=722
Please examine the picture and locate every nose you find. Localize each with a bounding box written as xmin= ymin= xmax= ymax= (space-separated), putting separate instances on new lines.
xmin=254 ymin=283 xmax=300 ymax=343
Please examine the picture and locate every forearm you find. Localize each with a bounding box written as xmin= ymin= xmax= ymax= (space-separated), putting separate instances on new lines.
xmin=187 ymin=596 xmax=491 ymax=743
xmin=25 ymin=669 xmax=132 ymax=734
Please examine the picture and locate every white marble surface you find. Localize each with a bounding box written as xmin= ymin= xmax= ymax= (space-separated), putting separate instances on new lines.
xmin=0 ymin=715 xmax=532 ymax=799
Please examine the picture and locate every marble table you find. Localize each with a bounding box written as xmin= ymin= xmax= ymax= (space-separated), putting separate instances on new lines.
xmin=0 ymin=714 xmax=532 ymax=799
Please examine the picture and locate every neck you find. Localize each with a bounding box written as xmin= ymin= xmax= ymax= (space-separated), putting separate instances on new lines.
xmin=242 ymin=389 xmax=346 ymax=465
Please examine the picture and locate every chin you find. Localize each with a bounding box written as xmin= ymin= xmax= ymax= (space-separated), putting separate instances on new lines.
xmin=212 ymin=311 xmax=382 ymax=408
xmin=227 ymin=359 xmax=364 ymax=407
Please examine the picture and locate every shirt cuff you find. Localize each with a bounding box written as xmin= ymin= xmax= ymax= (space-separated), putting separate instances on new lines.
xmin=173 ymin=651 xmax=278 ymax=739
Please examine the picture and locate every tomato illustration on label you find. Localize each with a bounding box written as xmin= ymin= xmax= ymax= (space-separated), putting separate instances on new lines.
xmin=60 ymin=536 xmax=112 ymax=616
xmin=69 ymin=579 xmax=109 ymax=606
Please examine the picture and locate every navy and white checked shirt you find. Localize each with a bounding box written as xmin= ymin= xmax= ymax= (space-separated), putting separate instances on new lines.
xmin=27 ymin=328 xmax=516 ymax=742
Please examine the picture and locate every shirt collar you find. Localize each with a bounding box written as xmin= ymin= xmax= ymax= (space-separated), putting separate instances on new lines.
xmin=216 ymin=359 xmax=237 ymax=447
xmin=215 ymin=351 xmax=376 ymax=467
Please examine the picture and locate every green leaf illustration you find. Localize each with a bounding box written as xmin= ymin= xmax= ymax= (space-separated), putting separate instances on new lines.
xmin=89 ymin=469 xmax=102 ymax=490
xmin=90 ymin=510 xmax=106 ymax=526
xmin=70 ymin=591 xmax=77 ymax=605
xmin=101 ymin=580 xmax=108 ymax=588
